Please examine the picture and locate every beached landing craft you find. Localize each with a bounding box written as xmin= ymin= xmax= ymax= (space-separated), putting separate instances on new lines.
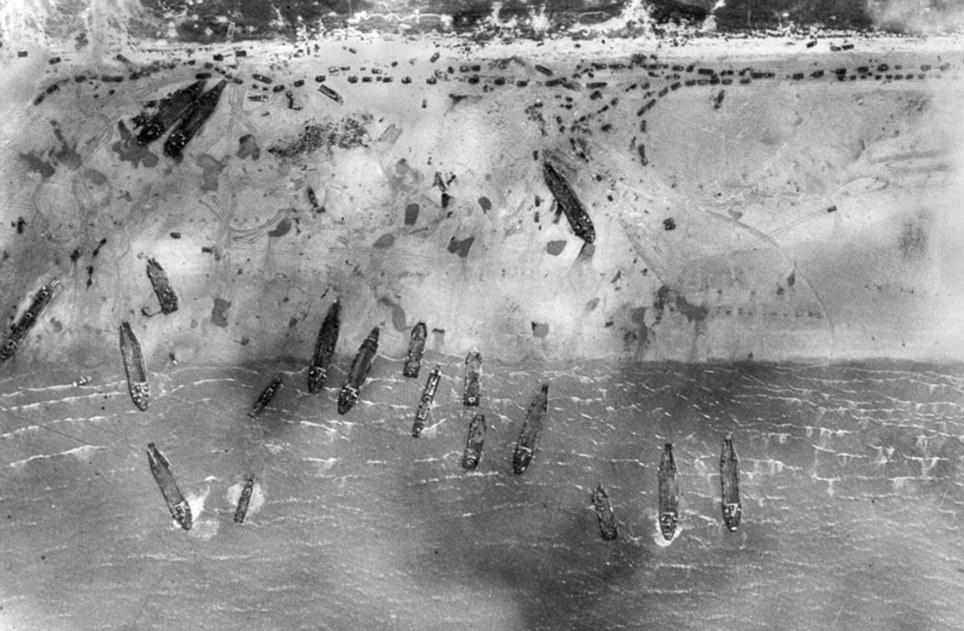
xmin=591 ymin=483 xmax=618 ymax=541
xmin=118 ymin=321 xmax=149 ymax=411
xmin=338 ymin=327 xmax=379 ymax=414
xmin=403 ymin=322 xmax=427 ymax=378
xmin=163 ymin=79 xmax=228 ymax=162
xmin=512 ymin=383 xmax=550 ymax=475
xmin=146 ymin=442 xmax=192 ymax=531
xmin=658 ymin=443 xmax=680 ymax=541
xmin=0 ymin=279 xmax=59 ymax=361
xmin=133 ymin=79 xmax=207 ymax=145
xmin=720 ymin=434 xmax=742 ymax=531
xmin=542 ymin=161 xmax=595 ymax=244
xmin=461 ymin=413 xmax=487 ymax=470
xmin=307 ymin=300 xmax=340 ymax=394
xmin=249 ymin=374 xmax=283 ymax=419
xmin=144 ymin=258 xmax=178 ymax=315
xmin=411 ymin=365 xmax=441 ymax=438
xmin=234 ymin=474 xmax=256 ymax=524
xmin=462 ymin=350 xmax=482 ymax=406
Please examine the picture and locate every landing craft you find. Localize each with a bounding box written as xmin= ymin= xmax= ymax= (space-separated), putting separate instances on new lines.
xmin=542 ymin=161 xmax=596 ymax=244
xmin=133 ymin=79 xmax=207 ymax=145
xmin=307 ymin=300 xmax=340 ymax=393
xmin=249 ymin=374 xmax=282 ymax=419
xmin=657 ymin=443 xmax=679 ymax=541
xmin=145 ymin=258 xmax=178 ymax=315
xmin=512 ymin=384 xmax=549 ymax=474
xmin=720 ymin=433 xmax=742 ymax=531
xmin=403 ymin=322 xmax=427 ymax=378
xmin=338 ymin=327 xmax=379 ymax=414
xmin=163 ymin=79 xmax=227 ymax=161
xmin=461 ymin=413 xmax=487 ymax=470
xmin=412 ymin=365 xmax=441 ymax=438
xmin=146 ymin=443 xmax=192 ymax=531
xmin=0 ymin=279 xmax=59 ymax=361
xmin=119 ymin=321 xmax=150 ymax=411
xmin=463 ymin=350 xmax=482 ymax=406
xmin=591 ymin=483 xmax=618 ymax=541
xmin=234 ymin=474 xmax=256 ymax=524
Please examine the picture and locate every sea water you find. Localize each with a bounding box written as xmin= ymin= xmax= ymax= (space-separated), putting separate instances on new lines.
xmin=0 ymin=356 xmax=962 ymax=630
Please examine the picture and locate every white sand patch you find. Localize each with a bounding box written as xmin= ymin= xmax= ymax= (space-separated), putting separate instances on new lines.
xmin=185 ymin=486 xmax=219 ymax=540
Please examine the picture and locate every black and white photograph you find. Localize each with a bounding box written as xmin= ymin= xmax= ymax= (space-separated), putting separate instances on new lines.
xmin=0 ymin=0 xmax=962 ymax=628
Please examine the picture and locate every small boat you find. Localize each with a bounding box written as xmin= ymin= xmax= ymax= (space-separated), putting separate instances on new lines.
xmin=145 ymin=258 xmax=178 ymax=314
xmin=307 ymin=300 xmax=340 ymax=393
xmin=512 ymin=384 xmax=549 ymax=475
xmin=249 ymin=374 xmax=282 ymax=419
xmin=720 ymin=433 xmax=742 ymax=531
xmin=657 ymin=443 xmax=679 ymax=541
xmin=338 ymin=327 xmax=379 ymax=414
xmin=0 ymin=279 xmax=59 ymax=361
xmin=461 ymin=413 xmax=487 ymax=470
xmin=591 ymin=483 xmax=618 ymax=541
xmin=403 ymin=322 xmax=427 ymax=378
xmin=234 ymin=474 xmax=256 ymax=524
xmin=119 ymin=321 xmax=150 ymax=411
xmin=411 ymin=365 xmax=441 ymax=438
xmin=462 ymin=350 xmax=482 ymax=406
xmin=146 ymin=442 xmax=192 ymax=531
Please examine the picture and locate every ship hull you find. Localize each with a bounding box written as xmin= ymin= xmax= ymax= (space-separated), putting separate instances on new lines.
xmin=591 ymin=484 xmax=618 ymax=541
xmin=720 ymin=434 xmax=742 ymax=531
xmin=307 ymin=300 xmax=340 ymax=393
xmin=461 ymin=413 xmax=487 ymax=470
xmin=338 ymin=327 xmax=379 ymax=414
xmin=119 ymin=321 xmax=150 ymax=411
xmin=512 ymin=384 xmax=549 ymax=475
xmin=146 ymin=442 xmax=192 ymax=531
xmin=412 ymin=365 xmax=441 ymax=438
xmin=657 ymin=443 xmax=679 ymax=541
xmin=249 ymin=374 xmax=283 ymax=419
xmin=462 ymin=351 xmax=482 ymax=406
xmin=403 ymin=322 xmax=427 ymax=378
